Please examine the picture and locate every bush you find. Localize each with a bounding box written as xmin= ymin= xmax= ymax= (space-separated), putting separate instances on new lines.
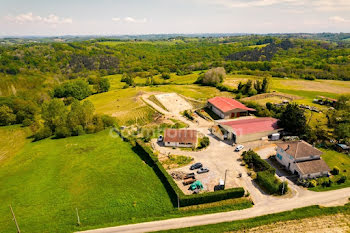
xmin=183 ymin=110 xmax=194 ymax=121
xmin=309 ymin=179 xmax=317 ymax=187
xmin=22 ymin=118 xmax=33 ymax=127
xmin=71 ymin=125 xmax=85 ymax=136
xmin=337 ymin=176 xmax=347 ymax=184
xmin=331 ymin=166 xmax=340 ymax=175
xmin=33 ymin=126 xmax=52 ymax=141
xmin=198 ymin=136 xmax=210 ymax=149
xmin=101 ymin=115 xmax=116 ymax=127
xmin=55 ymin=126 xmax=72 ymax=138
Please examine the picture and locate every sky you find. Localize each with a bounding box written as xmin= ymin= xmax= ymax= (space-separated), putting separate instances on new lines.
xmin=0 ymin=0 xmax=350 ymax=36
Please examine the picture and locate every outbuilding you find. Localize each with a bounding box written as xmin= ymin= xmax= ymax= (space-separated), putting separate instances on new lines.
xmin=163 ymin=129 xmax=198 ymax=148
xmin=211 ymin=117 xmax=281 ymax=143
xmin=207 ymin=97 xmax=255 ymax=119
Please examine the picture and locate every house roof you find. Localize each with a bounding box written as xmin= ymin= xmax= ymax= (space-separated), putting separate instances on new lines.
xmin=296 ymin=159 xmax=330 ymax=175
xmin=219 ymin=117 xmax=280 ymax=136
xmin=164 ymin=129 xmax=197 ymax=144
xmin=277 ymin=140 xmax=323 ymax=159
xmin=208 ymin=97 xmax=255 ymax=113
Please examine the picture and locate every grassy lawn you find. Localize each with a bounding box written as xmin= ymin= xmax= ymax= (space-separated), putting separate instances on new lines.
xmin=309 ymin=149 xmax=350 ymax=191
xmin=157 ymin=203 xmax=350 ymax=233
xmin=0 ymin=130 xmax=174 ymax=232
xmin=0 ymin=129 xmax=252 ymax=232
xmin=0 ymin=125 xmax=31 ymax=165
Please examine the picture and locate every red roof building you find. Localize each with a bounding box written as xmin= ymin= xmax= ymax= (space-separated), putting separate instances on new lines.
xmin=212 ymin=117 xmax=281 ymax=143
xmin=207 ymin=97 xmax=255 ymax=119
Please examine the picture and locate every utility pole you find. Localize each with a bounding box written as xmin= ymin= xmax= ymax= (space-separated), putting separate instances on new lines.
xmin=76 ymin=208 xmax=81 ymax=226
xmin=224 ymin=169 xmax=228 ymax=189
xmin=9 ymin=205 xmax=20 ymax=233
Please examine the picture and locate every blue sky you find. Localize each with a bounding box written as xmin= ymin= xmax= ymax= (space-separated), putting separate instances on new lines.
xmin=1 ymin=0 xmax=350 ymax=36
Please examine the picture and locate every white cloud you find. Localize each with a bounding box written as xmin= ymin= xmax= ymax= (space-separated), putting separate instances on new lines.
xmin=329 ymin=16 xmax=350 ymax=23
xmin=203 ymin=0 xmax=305 ymax=8
xmin=112 ymin=16 xmax=147 ymax=23
xmin=312 ymin=0 xmax=350 ymax=11
xmin=5 ymin=12 xmax=72 ymax=25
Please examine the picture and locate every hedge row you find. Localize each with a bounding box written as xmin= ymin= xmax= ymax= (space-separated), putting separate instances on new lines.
xmin=256 ymin=170 xmax=286 ymax=194
xmin=242 ymin=150 xmax=287 ymax=195
xmin=134 ymin=139 xmax=245 ymax=207
xmin=242 ymin=150 xmax=275 ymax=173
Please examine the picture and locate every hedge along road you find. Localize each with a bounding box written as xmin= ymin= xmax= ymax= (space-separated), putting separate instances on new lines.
xmin=77 ymin=187 xmax=350 ymax=233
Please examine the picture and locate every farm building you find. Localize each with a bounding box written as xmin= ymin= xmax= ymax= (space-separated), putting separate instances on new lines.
xmin=276 ymin=140 xmax=330 ymax=179
xmin=211 ymin=117 xmax=281 ymax=143
xmin=163 ymin=129 xmax=198 ymax=148
xmin=207 ymin=97 xmax=255 ymax=119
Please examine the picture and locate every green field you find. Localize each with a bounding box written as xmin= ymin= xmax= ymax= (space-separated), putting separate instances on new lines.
xmin=0 ymin=129 xmax=174 ymax=232
xmin=0 ymin=128 xmax=252 ymax=233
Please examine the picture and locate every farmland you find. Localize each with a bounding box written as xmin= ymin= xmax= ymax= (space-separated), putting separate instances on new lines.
xmin=0 ymin=129 xmax=252 ymax=233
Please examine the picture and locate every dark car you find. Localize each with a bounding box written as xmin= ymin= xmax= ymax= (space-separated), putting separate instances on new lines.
xmin=184 ymin=173 xmax=195 ymax=179
xmin=190 ymin=163 xmax=203 ymax=170
xmin=197 ymin=167 xmax=209 ymax=174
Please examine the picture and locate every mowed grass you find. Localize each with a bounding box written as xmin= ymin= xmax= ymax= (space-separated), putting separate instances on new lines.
xmin=0 ymin=125 xmax=31 ymax=164
xmin=309 ymin=149 xmax=350 ymax=191
xmin=0 ymin=130 xmax=174 ymax=233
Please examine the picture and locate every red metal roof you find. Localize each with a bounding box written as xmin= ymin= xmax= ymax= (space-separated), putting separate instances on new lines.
xmin=220 ymin=117 xmax=279 ymax=136
xmin=164 ymin=129 xmax=198 ymax=144
xmin=208 ymin=97 xmax=255 ymax=113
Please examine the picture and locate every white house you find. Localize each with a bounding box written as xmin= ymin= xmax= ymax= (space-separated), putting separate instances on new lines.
xmin=276 ymin=140 xmax=330 ymax=179
xmin=163 ymin=129 xmax=198 ymax=148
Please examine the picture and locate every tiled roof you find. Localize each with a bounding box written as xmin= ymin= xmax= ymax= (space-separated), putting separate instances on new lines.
xmin=296 ymin=159 xmax=330 ymax=175
xmin=208 ymin=97 xmax=255 ymax=113
xmin=164 ymin=129 xmax=197 ymax=144
xmin=219 ymin=117 xmax=279 ymax=136
xmin=277 ymin=140 xmax=323 ymax=159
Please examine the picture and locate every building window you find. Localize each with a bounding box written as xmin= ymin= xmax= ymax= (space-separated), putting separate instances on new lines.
xmin=277 ymin=153 xmax=283 ymax=160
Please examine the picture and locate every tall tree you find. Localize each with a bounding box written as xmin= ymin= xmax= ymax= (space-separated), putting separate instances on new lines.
xmin=278 ymin=103 xmax=308 ymax=136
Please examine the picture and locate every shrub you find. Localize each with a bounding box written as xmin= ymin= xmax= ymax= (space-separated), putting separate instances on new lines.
xmin=198 ymin=136 xmax=210 ymax=149
xmin=33 ymin=126 xmax=52 ymax=141
xmin=331 ymin=166 xmax=340 ymax=175
xmin=22 ymin=118 xmax=33 ymax=127
xmin=183 ymin=110 xmax=194 ymax=121
xmin=309 ymin=179 xmax=317 ymax=187
xmin=71 ymin=125 xmax=85 ymax=136
xmin=337 ymin=176 xmax=347 ymax=184
xmin=55 ymin=126 xmax=72 ymax=138
xmin=101 ymin=115 xmax=116 ymax=127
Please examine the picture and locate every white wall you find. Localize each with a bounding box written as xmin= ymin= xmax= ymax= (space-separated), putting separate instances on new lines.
xmin=164 ymin=141 xmax=194 ymax=148
xmin=276 ymin=147 xmax=297 ymax=173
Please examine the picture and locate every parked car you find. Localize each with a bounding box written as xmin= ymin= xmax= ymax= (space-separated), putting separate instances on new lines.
xmin=157 ymin=135 xmax=163 ymax=142
xmin=234 ymin=145 xmax=244 ymax=152
xmin=184 ymin=173 xmax=195 ymax=179
xmin=190 ymin=162 xmax=203 ymax=170
xmin=183 ymin=177 xmax=196 ymax=185
xmin=197 ymin=167 xmax=209 ymax=174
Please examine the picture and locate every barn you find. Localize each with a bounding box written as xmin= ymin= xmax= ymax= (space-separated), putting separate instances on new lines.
xmin=211 ymin=117 xmax=281 ymax=143
xmin=207 ymin=97 xmax=255 ymax=119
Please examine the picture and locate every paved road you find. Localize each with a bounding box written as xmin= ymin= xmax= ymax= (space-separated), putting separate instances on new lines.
xmin=77 ymin=187 xmax=350 ymax=233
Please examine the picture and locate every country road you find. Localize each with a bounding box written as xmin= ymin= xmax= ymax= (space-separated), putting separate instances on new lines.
xmin=77 ymin=187 xmax=350 ymax=233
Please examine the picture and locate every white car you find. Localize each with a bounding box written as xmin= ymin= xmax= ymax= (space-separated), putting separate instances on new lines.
xmin=234 ymin=145 xmax=244 ymax=152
